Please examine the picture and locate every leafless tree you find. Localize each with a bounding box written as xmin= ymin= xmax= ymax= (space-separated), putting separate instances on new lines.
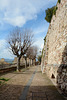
xmin=7 ymin=28 xmax=34 ymax=71
xmin=26 ymin=46 xmax=38 ymax=66
xmin=26 ymin=47 xmax=33 ymax=67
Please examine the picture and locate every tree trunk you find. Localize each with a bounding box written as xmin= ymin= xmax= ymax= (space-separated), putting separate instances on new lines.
xmin=29 ymin=59 xmax=31 ymax=67
xmin=25 ymin=57 xmax=27 ymax=69
xmin=32 ymin=59 xmax=33 ymax=65
xmin=17 ymin=57 xmax=20 ymax=71
xmin=30 ymin=59 xmax=32 ymax=65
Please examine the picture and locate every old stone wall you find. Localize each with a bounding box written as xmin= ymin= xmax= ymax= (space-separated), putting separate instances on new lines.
xmin=41 ymin=0 xmax=67 ymax=95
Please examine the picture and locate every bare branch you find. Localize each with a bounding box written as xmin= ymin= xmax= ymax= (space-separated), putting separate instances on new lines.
xmin=7 ymin=28 xmax=34 ymax=59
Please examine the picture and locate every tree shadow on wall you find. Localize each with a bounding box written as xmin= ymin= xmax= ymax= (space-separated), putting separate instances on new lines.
xmin=57 ymin=44 xmax=67 ymax=97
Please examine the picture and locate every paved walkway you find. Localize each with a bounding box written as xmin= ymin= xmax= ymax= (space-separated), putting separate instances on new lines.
xmin=0 ymin=66 xmax=36 ymax=100
xmin=19 ymin=67 xmax=37 ymax=100
xmin=26 ymin=66 xmax=65 ymax=100
xmin=0 ymin=66 xmax=66 ymax=100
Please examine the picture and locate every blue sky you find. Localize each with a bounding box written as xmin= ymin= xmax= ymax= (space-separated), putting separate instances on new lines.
xmin=0 ymin=0 xmax=57 ymax=59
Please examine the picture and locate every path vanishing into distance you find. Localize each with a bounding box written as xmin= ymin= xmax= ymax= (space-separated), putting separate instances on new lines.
xmin=0 ymin=66 xmax=66 ymax=100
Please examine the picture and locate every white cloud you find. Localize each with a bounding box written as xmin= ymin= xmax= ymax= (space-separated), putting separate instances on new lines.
xmin=34 ymin=37 xmax=44 ymax=50
xmin=0 ymin=40 xmax=6 ymax=49
xmin=4 ymin=16 xmax=26 ymax=27
xmin=0 ymin=48 xmax=15 ymax=59
xmin=0 ymin=39 xmax=15 ymax=59
xmin=0 ymin=0 xmax=57 ymax=27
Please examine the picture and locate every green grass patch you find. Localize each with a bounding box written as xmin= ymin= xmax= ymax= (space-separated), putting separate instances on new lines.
xmin=0 ymin=78 xmax=9 ymax=81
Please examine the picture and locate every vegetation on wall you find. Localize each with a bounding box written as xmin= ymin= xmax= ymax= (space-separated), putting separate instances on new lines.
xmin=38 ymin=55 xmax=42 ymax=64
xmin=44 ymin=36 xmax=46 ymax=43
xmin=42 ymin=49 xmax=43 ymax=56
xmin=45 ymin=0 xmax=61 ymax=23
xmin=53 ymin=6 xmax=58 ymax=15
xmin=45 ymin=6 xmax=54 ymax=23
xmin=58 ymin=0 xmax=61 ymax=4
xmin=45 ymin=5 xmax=58 ymax=23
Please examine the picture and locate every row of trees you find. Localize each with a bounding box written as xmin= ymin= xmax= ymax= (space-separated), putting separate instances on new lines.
xmin=24 ymin=46 xmax=38 ymax=69
xmin=7 ymin=28 xmax=37 ymax=71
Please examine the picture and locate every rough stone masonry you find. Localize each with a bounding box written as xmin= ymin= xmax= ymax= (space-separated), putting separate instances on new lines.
xmin=41 ymin=0 xmax=67 ymax=95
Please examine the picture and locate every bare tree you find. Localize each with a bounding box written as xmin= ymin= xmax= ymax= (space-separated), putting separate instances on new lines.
xmin=23 ymin=54 xmax=27 ymax=69
xmin=7 ymin=28 xmax=33 ymax=71
xmin=32 ymin=46 xmax=38 ymax=65
xmin=32 ymin=46 xmax=38 ymax=59
xmin=27 ymin=46 xmax=38 ymax=66
xmin=26 ymin=47 xmax=33 ymax=67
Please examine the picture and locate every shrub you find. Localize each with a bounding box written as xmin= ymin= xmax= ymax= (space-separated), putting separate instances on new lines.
xmin=58 ymin=0 xmax=61 ymax=4
xmin=45 ymin=6 xmax=58 ymax=23
xmin=53 ymin=6 xmax=58 ymax=15
xmin=44 ymin=36 xmax=46 ymax=43
xmin=45 ymin=6 xmax=55 ymax=23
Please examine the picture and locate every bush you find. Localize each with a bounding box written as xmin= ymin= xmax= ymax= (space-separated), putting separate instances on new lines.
xmin=45 ymin=6 xmax=58 ymax=23
xmin=53 ymin=6 xmax=58 ymax=15
xmin=58 ymin=0 xmax=61 ymax=4
xmin=45 ymin=6 xmax=55 ymax=23
xmin=44 ymin=36 xmax=46 ymax=43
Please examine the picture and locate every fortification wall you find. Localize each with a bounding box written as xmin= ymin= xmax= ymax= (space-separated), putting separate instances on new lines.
xmin=41 ymin=0 xmax=67 ymax=95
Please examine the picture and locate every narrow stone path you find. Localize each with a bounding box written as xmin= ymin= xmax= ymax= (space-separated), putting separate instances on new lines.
xmin=19 ymin=68 xmax=37 ymax=100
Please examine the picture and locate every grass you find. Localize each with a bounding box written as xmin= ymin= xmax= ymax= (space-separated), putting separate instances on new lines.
xmin=0 ymin=77 xmax=9 ymax=81
xmin=0 ymin=77 xmax=9 ymax=86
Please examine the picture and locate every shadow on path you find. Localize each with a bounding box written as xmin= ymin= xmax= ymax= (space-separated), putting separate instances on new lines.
xmin=0 ymin=84 xmax=65 ymax=100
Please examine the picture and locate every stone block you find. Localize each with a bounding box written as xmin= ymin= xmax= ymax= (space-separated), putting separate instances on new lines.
xmin=61 ymin=83 xmax=66 ymax=90
xmin=62 ymin=72 xmax=66 ymax=75
xmin=63 ymin=69 xmax=66 ymax=72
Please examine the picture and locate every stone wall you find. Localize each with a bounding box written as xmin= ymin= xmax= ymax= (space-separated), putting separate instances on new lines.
xmin=41 ymin=0 xmax=67 ymax=95
xmin=57 ymin=64 xmax=67 ymax=95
